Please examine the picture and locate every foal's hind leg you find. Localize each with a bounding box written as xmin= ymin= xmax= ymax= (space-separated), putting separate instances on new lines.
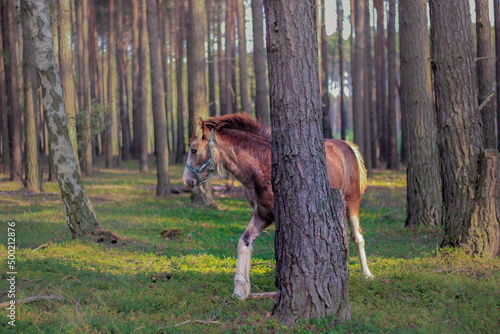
xmin=346 ymin=203 xmax=374 ymax=278
xmin=233 ymin=211 xmax=270 ymax=300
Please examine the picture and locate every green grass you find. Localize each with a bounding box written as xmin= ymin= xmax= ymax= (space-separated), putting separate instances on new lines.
xmin=0 ymin=160 xmax=499 ymax=333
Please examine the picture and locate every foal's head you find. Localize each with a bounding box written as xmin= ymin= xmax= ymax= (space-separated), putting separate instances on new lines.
xmin=183 ymin=118 xmax=217 ymax=189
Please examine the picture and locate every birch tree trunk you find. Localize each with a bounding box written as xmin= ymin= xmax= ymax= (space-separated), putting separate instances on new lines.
xmin=25 ymin=0 xmax=110 ymax=239
xmin=263 ymin=0 xmax=351 ymax=325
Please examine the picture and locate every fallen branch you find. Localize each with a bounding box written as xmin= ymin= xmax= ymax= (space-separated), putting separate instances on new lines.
xmin=31 ymin=243 xmax=49 ymax=253
xmin=0 ymin=294 xmax=62 ymax=308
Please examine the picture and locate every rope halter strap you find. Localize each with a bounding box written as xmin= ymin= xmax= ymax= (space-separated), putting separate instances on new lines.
xmin=185 ymin=129 xmax=216 ymax=185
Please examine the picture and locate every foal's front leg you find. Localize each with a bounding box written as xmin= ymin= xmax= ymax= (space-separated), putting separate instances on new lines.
xmin=233 ymin=212 xmax=268 ymax=300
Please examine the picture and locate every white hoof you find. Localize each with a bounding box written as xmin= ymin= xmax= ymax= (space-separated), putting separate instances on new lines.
xmin=233 ymin=281 xmax=250 ymax=300
xmin=363 ymin=271 xmax=375 ymax=279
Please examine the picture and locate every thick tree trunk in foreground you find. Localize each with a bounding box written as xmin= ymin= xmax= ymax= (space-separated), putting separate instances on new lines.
xmin=147 ymin=0 xmax=171 ymax=196
xmin=22 ymin=1 xmax=41 ymax=192
xmin=25 ymin=0 xmax=105 ymax=239
xmin=251 ymin=0 xmax=269 ymax=125
xmin=58 ymin=0 xmax=79 ymax=163
xmin=175 ymin=0 xmax=186 ymax=163
xmin=476 ymin=0 xmax=495 ymax=148
xmin=400 ymin=0 xmax=442 ymax=227
xmin=429 ymin=0 xmax=499 ymax=257
xmin=387 ymin=0 xmax=398 ymax=170
xmin=263 ymin=0 xmax=351 ymax=325
xmin=496 ymin=0 xmax=500 ymax=149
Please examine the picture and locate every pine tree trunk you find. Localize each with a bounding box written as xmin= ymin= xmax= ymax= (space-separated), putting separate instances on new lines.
xmin=387 ymin=0 xmax=398 ymax=170
xmin=117 ymin=0 xmax=131 ymax=160
xmin=105 ymin=0 xmax=115 ymax=168
xmin=146 ymin=0 xmax=171 ymax=196
xmin=159 ymin=0 xmax=171 ymax=153
xmin=495 ymin=0 xmax=500 ymax=150
xmin=138 ymin=0 xmax=149 ymax=173
xmin=225 ymin=0 xmax=236 ymax=114
xmin=400 ymin=0 xmax=442 ymax=227
xmin=25 ymin=0 xmax=107 ymax=239
xmin=175 ymin=0 xmax=187 ymax=163
xmin=81 ymin=0 xmax=93 ymax=176
xmin=429 ymin=0 xmax=499 ymax=257
xmin=217 ymin=0 xmax=227 ymax=116
xmin=353 ymin=0 xmax=364 ymax=153
xmin=0 ymin=19 xmax=10 ymax=171
xmin=251 ymin=0 xmax=269 ymax=126
xmin=132 ymin=0 xmax=141 ymax=159
xmin=206 ymin=0 xmax=217 ymax=116
xmin=337 ymin=0 xmax=345 ymax=140
xmin=22 ymin=1 xmax=41 ymax=192
xmin=236 ymin=0 xmax=251 ymax=114
xmin=320 ymin=0 xmax=332 ymax=139
xmin=363 ymin=0 xmax=372 ymax=175
xmin=374 ymin=0 xmax=386 ymax=163
xmin=3 ymin=0 xmax=22 ymax=181
xmin=263 ymin=0 xmax=351 ymax=325
xmin=476 ymin=0 xmax=495 ymax=149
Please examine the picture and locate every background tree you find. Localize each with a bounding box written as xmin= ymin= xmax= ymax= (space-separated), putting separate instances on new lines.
xmin=320 ymin=0 xmax=332 ymax=139
xmin=217 ymin=0 xmax=227 ymax=116
xmin=496 ymin=0 xmax=500 ymax=149
xmin=206 ymin=0 xmax=217 ymax=117
xmin=22 ymin=0 xmax=41 ymax=192
xmin=0 ymin=21 xmax=9 ymax=171
xmin=352 ymin=0 xmax=364 ymax=154
xmin=147 ymin=0 xmax=171 ymax=196
xmin=225 ymin=0 xmax=237 ymax=114
xmin=429 ymin=0 xmax=499 ymax=257
xmin=337 ymin=0 xmax=345 ymax=140
xmin=81 ymin=0 xmax=93 ymax=175
xmin=251 ymin=0 xmax=269 ymax=125
xmin=132 ymin=0 xmax=141 ymax=159
xmin=374 ymin=0 xmax=386 ymax=163
xmin=175 ymin=0 xmax=186 ymax=163
xmin=117 ymin=0 xmax=131 ymax=160
xmin=263 ymin=0 xmax=351 ymax=325
xmin=363 ymin=0 xmax=372 ymax=175
xmin=387 ymin=0 xmax=398 ymax=170
xmin=476 ymin=0 xmax=495 ymax=148
xmin=106 ymin=0 xmax=115 ymax=168
xmin=400 ymin=0 xmax=442 ymax=227
xmin=236 ymin=0 xmax=251 ymax=114
xmin=138 ymin=0 xmax=149 ymax=173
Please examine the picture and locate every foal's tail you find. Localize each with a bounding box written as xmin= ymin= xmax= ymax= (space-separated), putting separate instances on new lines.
xmin=346 ymin=141 xmax=368 ymax=195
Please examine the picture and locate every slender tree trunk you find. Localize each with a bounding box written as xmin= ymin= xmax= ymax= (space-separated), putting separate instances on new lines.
xmin=159 ymin=0 xmax=172 ymax=153
xmin=175 ymin=0 xmax=186 ymax=163
xmin=0 ymin=20 xmax=10 ymax=171
xmin=105 ymin=0 xmax=115 ymax=168
xmin=400 ymin=0 xmax=442 ymax=227
xmin=138 ymin=0 xmax=149 ymax=173
xmin=81 ymin=0 xmax=93 ymax=175
xmin=25 ymin=0 xmax=108 ymax=239
xmin=337 ymin=0 xmax=345 ymax=140
xmin=117 ymin=0 xmax=131 ymax=160
xmin=89 ymin=0 xmax=103 ymax=159
xmin=58 ymin=0 xmax=79 ymax=165
xmin=206 ymin=0 xmax=217 ymax=117
xmin=476 ymin=0 xmax=495 ymax=148
xmin=4 ymin=0 xmax=22 ymax=181
xmin=251 ymin=0 xmax=269 ymax=126
xmin=320 ymin=0 xmax=332 ymax=138
xmin=495 ymin=0 xmax=500 ymax=149
xmin=132 ymin=0 xmax=140 ymax=158
xmin=263 ymin=0 xmax=351 ymax=324
xmin=236 ymin=0 xmax=251 ymax=114
xmin=353 ymin=0 xmax=364 ymax=153
xmin=387 ymin=0 xmax=398 ymax=170
xmin=429 ymin=0 xmax=499 ymax=257
xmin=168 ymin=3 xmax=177 ymax=154
xmin=374 ymin=0 xmax=386 ymax=163
xmin=218 ymin=0 xmax=227 ymax=115
xmin=363 ymin=0 xmax=372 ymax=175
xmin=225 ymin=0 xmax=236 ymax=114
xmin=22 ymin=1 xmax=41 ymax=192
xmin=147 ymin=0 xmax=171 ymax=196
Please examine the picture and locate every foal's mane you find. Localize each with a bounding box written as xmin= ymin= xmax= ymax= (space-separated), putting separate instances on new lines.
xmin=204 ymin=113 xmax=271 ymax=140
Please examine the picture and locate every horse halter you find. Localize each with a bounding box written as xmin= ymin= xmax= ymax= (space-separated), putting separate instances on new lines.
xmin=185 ymin=129 xmax=216 ymax=185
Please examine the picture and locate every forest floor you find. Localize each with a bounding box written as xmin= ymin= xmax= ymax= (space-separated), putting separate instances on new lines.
xmin=0 ymin=158 xmax=499 ymax=333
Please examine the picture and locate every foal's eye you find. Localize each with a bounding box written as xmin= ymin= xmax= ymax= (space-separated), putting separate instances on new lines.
xmin=191 ymin=148 xmax=197 ymax=155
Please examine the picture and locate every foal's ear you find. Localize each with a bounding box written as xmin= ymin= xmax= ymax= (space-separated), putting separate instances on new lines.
xmin=198 ymin=117 xmax=210 ymax=140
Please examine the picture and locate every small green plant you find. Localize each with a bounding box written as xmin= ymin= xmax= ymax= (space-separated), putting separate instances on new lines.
xmin=74 ymin=99 xmax=114 ymax=156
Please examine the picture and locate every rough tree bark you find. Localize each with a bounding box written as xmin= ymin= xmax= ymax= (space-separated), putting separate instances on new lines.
xmin=429 ymin=0 xmax=499 ymax=257
xmin=263 ymin=0 xmax=351 ymax=325
xmin=251 ymin=0 xmax=269 ymax=125
xmin=387 ymin=0 xmax=398 ymax=170
xmin=25 ymin=0 xmax=110 ymax=239
xmin=476 ymin=0 xmax=495 ymax=148
xmin=22 ymin=0 xmax=41 ymax=192
xmin=400 ymin=0 xmax=442 ymax=227
xmin=236 ymin=0 xmax=251 ymax=114
xmin=496 ymin=0 xmax=500 ymax=149
xmin=175 ymin=0 xmax=186 ymax=163
xmin=146 ymin=0 xmax=171 ymax=196
xmin=353 ymin=0 xmax=364 ymax=154
xmin=58 ymin=0 xmax=79 ymax=164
